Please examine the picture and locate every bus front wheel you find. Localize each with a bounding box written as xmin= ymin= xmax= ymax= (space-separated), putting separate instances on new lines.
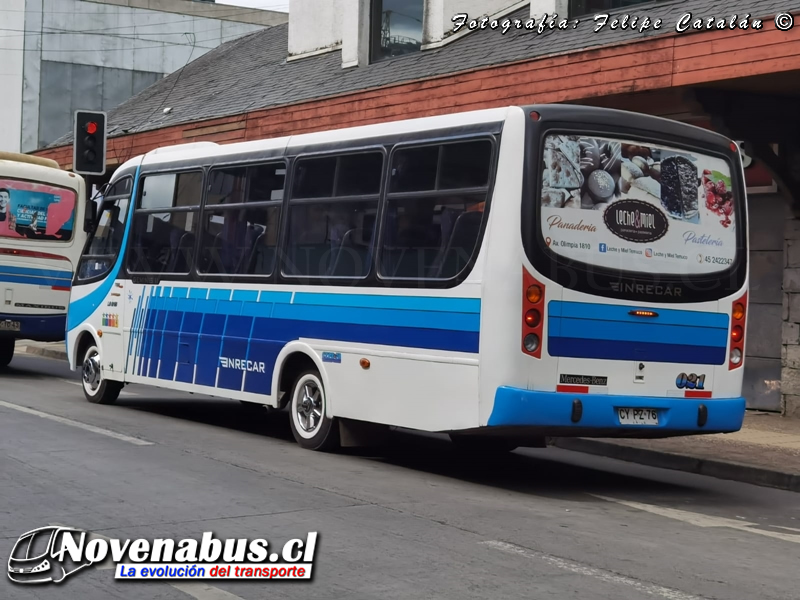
xmin=0 ymin=338 xmax=14 ymax=368
xmin=288 ymin=370 xmax=339 ymax=451
xmin=82 ymin=344 xmax=122 ymax=405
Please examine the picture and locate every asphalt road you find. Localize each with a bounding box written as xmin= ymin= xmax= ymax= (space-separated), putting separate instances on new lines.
xmin=1 ymin=353 xmax=799 ymax=600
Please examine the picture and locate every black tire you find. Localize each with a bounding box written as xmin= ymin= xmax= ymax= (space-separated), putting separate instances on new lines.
xmin=81 ymin=343 xmax=122 ymax=405
xmin=0 ymin=338 xmax=14 ymax=368
xmin=449 ymin=433 xmax=518 ymax=453
xmin=288 ymin=369 xmax=339 ymax=451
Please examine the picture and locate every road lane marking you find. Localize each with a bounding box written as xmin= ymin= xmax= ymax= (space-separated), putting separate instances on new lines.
xmin=0 ymin=400 xmax=153 ymax=446
xmin=49 ymin=525 xmax=245 ymax=600
xmin=482 ymin=540 xmax=703 ymax=600
xmin=592 ymin=495 xmax=800 ymax=545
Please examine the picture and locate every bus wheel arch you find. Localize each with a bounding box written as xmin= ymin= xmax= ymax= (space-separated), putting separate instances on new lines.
xmin=276 ymin=349 xmax=339 ymax=451
xmin=74 ymin=330 xmax=96 ymax=370
xmin=76 ymin=332 xmax=121 ymax=405
xmin=275 ymin=348 xmax=330 ymax=412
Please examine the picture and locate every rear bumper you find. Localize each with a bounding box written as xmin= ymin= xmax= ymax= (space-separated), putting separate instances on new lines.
xmin=0 ymin=313 xmax=66 ymax=342
xmin=488 ymin=386 xmax=745 ymax=436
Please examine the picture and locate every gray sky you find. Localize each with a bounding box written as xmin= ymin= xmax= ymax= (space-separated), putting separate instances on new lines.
xmin=216 ymin=0 xmax=289 ymax=12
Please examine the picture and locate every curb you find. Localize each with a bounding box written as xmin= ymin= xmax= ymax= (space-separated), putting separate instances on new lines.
xmin=551 ymin=437 xmax=800 ymax=493
xmin=17 ymin=345 xmax=68 ymax=362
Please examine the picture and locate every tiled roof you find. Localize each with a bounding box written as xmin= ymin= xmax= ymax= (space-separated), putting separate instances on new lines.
xmin=47 ymin=0 xmax=799 ymax=148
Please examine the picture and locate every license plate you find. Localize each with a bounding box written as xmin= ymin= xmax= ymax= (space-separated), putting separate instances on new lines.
xmin=0 ymin=320 xmax=20 ymax=331
xmin=618 ymin=407 xmax=658 ymax=426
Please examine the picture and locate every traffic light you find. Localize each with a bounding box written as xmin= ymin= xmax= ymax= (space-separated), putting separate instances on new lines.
xmin=73 ymin=110 xmax=107 ymax=176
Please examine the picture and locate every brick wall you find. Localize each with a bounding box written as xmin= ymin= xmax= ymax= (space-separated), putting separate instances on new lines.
xmin=34 ymin=23 xmax=800 ymax=169
xmin=783 ymin=219 xmax=800 ymax=417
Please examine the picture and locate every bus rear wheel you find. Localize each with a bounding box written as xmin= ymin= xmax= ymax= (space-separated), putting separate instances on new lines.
xmin=0 ymin=338 xmax=14 ymax=368
xmin=82 ymin=344 xmax=122 ymax=405
xmin=288 ymin=370 xmax=339 ymax=451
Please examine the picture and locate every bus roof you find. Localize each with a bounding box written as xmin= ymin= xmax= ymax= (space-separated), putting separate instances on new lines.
xmin=139 ymin=105 xmax=515 ymax=167
xmin=0 ymin=151 xmax=60 ymax=170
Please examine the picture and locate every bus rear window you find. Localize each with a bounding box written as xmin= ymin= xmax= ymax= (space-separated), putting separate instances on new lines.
xmin=539 ymin=134 xmax=738 ymax=275
xmin=0 ymin=179 xmax=76 ymax=242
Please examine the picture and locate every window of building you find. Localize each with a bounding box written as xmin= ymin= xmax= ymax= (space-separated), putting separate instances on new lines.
xmin=370 ymin=0 xmax=424 ymax=63
xmin=199 ymin=163 xmax=285 ymax=276
xmin=127 ymin=171 xmax=203 ymax=275
xmin=569 ymin=0 xmax=671 ymax=18
xmin=76 ymin=176 xmax=132 ymax=281
xmin=379 ymin=139 xmax=493 ymax=281
xmin=284 ymin=152 xmax=384 ymax=278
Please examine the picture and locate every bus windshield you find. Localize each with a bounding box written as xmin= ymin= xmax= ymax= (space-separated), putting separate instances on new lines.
xmin=77 ymin=176 xmax=132 ymax=281
xmin=0 ymin=178 xmax=76 ymax=242
xmin=539 ymin=134 xmax=739 ymax=276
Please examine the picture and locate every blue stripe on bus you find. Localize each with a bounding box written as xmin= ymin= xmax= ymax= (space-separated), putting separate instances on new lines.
xmin=547 ymin=300 xmax=729 ymax=365
xmin=293 ymin=292 xmax=481 ymax=313
xmin=272 ymin=303 xmax=480 ymax=331
xmin=0 ymin=274 xmax=72 ymax=288
xmin=124 ymin=289 xmax=145 ymax=374
xmin=548 ymin=301 xmax=729 ymax=329
xmin=128 ymin=288 xmax=481 ymax=394
xmin=232 ymin=290 xmax=258 ymax=302
xmin=550 ymin=317 xmax=729 ymax=347
xmin=176 ymin=312 xmax=203 ymax=384
xmin=548 ymin=337 xmax=727 ymax=365
xmin=0 ymin=265 xmax=72 ymax=279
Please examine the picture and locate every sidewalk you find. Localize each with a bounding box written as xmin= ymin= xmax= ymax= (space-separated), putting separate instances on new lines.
xmin=15 ymin=339 xmax=68 ymax=361
xmin=12 ymin=339 xmax=800 ymax=492
xmin=553 ymin=412 xmax=800 ymax=492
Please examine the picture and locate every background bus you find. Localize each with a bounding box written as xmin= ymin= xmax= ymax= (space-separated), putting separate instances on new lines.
xmin=66 ymin=105 xmax=748 ymax=452
xmin=0 ymin=152 xmax=88 ymax=367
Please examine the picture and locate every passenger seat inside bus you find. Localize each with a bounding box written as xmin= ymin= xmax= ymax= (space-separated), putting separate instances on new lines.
xmin=429 ymin=210 xmax=483 ymax=278
xmin=327 ymin=227 xmax=373 ymax=277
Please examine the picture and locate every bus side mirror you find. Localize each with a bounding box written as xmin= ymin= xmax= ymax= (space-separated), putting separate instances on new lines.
xmin=84 ymin=200 xmax=97 ymax=232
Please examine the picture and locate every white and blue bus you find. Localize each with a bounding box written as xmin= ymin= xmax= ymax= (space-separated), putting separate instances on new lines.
xmin=67 ymin=105 xmax=748 ymax=451
xmin=0 ymin=152 xmax=87 ymax=367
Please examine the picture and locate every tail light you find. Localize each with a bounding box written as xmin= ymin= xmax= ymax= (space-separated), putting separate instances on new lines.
xmin=729 ymin=292 xmax=747 ymax=370
xmin=522 ymin=268 xmax=545 ymax=359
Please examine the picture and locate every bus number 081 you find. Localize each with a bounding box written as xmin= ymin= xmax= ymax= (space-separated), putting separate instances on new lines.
xmin=676 ymin=373 xmax=706 ymax=390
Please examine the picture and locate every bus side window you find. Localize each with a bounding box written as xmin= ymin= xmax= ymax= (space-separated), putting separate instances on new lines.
xmin=200 ymin=163 xmax=285 ymax=277
xmin=379 ymin=139 xmax=492 ymax=280
xmin=284 ymin=152 xmax=383 ymax=279
xmin=128 ymin=172 xmax=202 ymax=275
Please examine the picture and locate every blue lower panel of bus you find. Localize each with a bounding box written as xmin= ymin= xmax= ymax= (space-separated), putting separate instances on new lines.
xmin=0 ymin=313 xmax=65 ymax=342
xmin=488 ymin=387 xmax=745 ymax=433
xmin=547 ymin=301 xmax=730 ymax=365
xmin=128 ymin=288 xmax=481 ymax=391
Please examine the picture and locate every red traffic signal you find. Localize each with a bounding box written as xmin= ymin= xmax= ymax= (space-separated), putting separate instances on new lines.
xmin=73 ymin=110 xmax=107 ymax=176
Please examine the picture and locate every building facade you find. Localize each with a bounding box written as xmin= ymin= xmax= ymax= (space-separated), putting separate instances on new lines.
xmin=33 ymin=0 xmax=800 ymax=416
xmin=0 ymin=0 xmax=286 ymax=153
